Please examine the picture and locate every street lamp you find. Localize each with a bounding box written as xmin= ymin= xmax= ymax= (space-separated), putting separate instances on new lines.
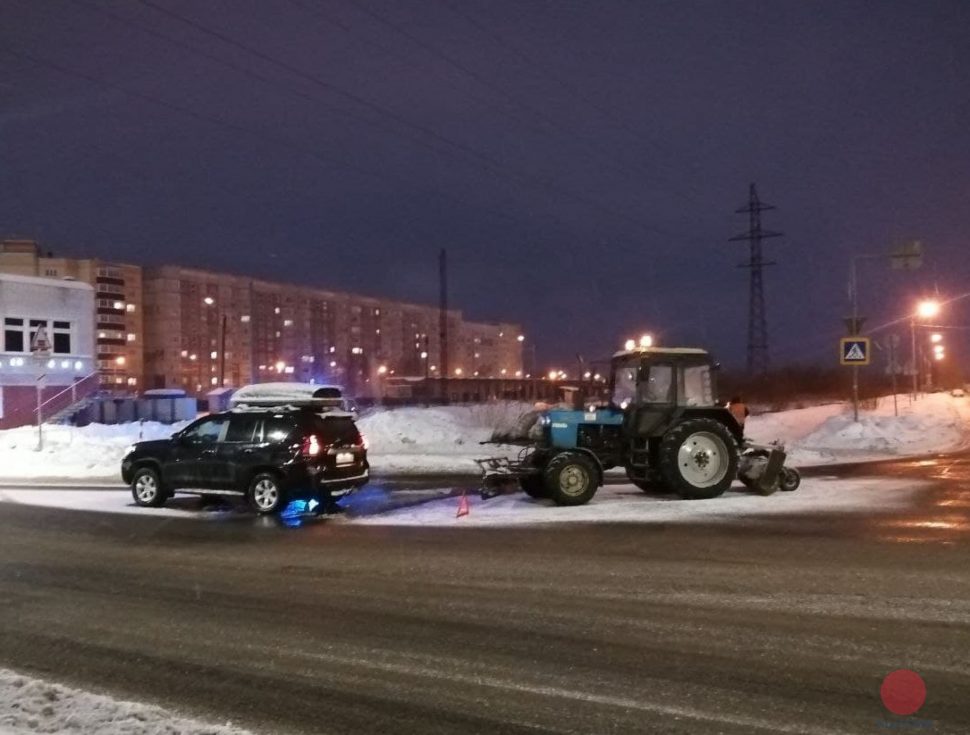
xmin=916 ymin=300 xmax=941 ymax=320
xmin=911 ymin=299 xmax=943 ymax=396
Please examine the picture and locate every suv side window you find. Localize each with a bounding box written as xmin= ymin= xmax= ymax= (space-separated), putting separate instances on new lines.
xmin=225 ymin=415 xmax=261 ymax=443
xmin=264 ymin=415 xmax=297 ymax=444
xmin=180 ymin=416 xmax=228 ymax=444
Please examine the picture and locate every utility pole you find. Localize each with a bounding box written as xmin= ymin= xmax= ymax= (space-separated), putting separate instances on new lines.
xmin=729 ymin=184 xmax=783 ymax=376
xmin=438 ymin=249 xmax=449 ymax=404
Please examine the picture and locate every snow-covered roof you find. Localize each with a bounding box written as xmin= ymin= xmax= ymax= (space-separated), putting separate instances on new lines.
xmin=612 ymin=347 xmax=710 ymax=358
xmin=229 ymin=382 xmax=344 ymax=407
xmin=0 ymin=272 xmax=94 ymax=291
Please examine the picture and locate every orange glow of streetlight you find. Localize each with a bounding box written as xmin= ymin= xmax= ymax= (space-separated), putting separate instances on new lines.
xmin=916 ymin=299 xmax=941 ymax=320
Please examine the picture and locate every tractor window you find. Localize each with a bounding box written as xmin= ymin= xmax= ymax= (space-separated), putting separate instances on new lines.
xmin=639 ymin=365 xmax=674 ymax=404
xmin=612 ymin=366 xmax=637 ymax=408
xmin=681 ymin=365 xmax=713 ymax=406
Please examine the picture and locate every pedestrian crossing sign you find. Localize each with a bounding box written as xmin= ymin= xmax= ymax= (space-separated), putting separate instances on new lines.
xmin=840 ymin=337 xmax=870 ymax=366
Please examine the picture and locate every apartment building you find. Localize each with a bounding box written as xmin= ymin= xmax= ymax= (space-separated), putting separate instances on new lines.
xmin=0 ymin=240 xmax=143 ymax=390
xmin=0 ymin=240 xmax=523 ymax=398
xmin=142 ymin=265 xmax=522 ymax=397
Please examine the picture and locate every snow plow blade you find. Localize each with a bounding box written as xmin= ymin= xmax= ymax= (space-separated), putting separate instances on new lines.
xmin=475 ymin=457 xmax=529 ymax=500
xmin=738 ymin=445 xmax=787 ymax=493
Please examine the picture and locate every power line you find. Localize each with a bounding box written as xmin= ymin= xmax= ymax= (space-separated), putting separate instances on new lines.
xmin=131 ymin=0 xmax=695 ymax=244
xmin=439 ymin=0 xmax=707 ymax=206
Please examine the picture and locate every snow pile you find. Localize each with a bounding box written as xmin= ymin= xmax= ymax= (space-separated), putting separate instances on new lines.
xmin=357 ymin=476 xmax=922 ymax=527
xmin=747 ymin=393 xmax=970 ymax=465
xmin=0 ymin=421 xmax=187 ymax=482
xmin=0 ymin=667 xmax=254 ymax=735
xmin=355 ymin=402 xmax=530 ymax=474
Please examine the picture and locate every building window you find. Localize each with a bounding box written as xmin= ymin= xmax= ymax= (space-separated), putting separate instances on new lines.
xmin=4 ymin=318 xmax=25 ymax=352
xmin=126 ymin=304 xmax=136 ymax=313
xmin=53 ymin=321 xmax=72 ymax=354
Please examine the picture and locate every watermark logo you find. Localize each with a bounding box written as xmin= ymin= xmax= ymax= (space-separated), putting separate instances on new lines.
xmin=877 ymin=669 xmax=932 ymax=730
xmin=880 ymin=669 xmax=926 ymax=716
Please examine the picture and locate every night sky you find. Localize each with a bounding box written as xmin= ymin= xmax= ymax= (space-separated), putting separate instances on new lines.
xmin=2 ymin=0 xmax=969 ymax=370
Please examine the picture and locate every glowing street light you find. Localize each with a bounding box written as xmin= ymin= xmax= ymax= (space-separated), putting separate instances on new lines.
xmin=377 ymin=365 xmax=388 ymax=375
xmin=933 ymin=344 xmax=945 ymax=355
xmin=916 ymin=299 xmax=941 ymax=320
xmin=275 ymin=360 xmax=286 ymax=372
xmin=548 ymin=370 xmax=558 ymax=380
xmin=930 ymin=333 xmax=943 ymax=343
xmin=454 ymin=367 xmax=463 ymax=376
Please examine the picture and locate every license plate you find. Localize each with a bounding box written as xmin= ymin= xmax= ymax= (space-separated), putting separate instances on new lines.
xmin=335 ymin=452 xmax=355 ymax=466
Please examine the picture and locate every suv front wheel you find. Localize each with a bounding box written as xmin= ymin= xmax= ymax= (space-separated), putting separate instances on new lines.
xmin=247 ymin=472 xmax=284 ymax=515
xmin=131 ymin=466 xmax=167 ymax=508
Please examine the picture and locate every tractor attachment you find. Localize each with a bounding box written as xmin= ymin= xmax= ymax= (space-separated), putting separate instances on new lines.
xmin=738 ymin=441 xmax=801 ymax=495
xmin=475 ymin=447 xmax=540 ymax=500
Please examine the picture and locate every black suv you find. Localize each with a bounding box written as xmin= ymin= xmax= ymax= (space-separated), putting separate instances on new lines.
xmin=121 ymin=408 xmax=369 ymax=514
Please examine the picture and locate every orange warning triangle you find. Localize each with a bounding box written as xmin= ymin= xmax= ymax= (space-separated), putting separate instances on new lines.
xmin=456 ymin=491 xmax=470 ymax=519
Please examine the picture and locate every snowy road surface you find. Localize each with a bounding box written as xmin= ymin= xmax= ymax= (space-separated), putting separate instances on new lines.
xmin=0 ymin=452 xmax=968 ymax=734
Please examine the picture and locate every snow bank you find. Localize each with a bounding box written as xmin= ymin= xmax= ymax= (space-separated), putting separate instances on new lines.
xmin=355 ymin=402 xmax=529 ymax=474
xmin=0 ymin=395 xmax=965 ymax=483
xmin=0 ymin=667 xmax=253 ymax=735
xmin=356 ymin=476 xmax=923 ymax=527
xmin=747 ymin=393 xmax=970 ymax=465
xmin=0 ymin=422 xmax=187 ymax=482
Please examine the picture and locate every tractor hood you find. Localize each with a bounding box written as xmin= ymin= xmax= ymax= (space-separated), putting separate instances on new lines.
xmin=540 ymin=406 xmax=624 ymax=448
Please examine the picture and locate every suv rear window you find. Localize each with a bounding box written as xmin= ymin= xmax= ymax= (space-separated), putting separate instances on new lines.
xmin=264 ymin=415 xmax=298 ymax=443
xmin=311 ymin=415 xmax=361 ymax=445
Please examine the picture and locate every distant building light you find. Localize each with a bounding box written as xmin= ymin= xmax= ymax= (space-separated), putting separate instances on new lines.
xmin=498 ymin=332 xmax=504 ymax=337
xmin=377 ymin=365 xmax=388 ymax=375
xmin=275 ymin=361 xmax=286 ymax=372
xmin=329 ymin=346 xmax=336 ymax=353
xmin=211 ymin=377 xmax=219 ymax=385
xmin=47 ymin=359 xmax=56 ymax=369
xmin=189 ymin=354 xmax=197 ymax=361
xmin=420 ymin=351 xmax=428 ymax=359
xmin=61 ymin=360 xmax=71 ymax=369
xmin=500 ymin=369 xmax=507 ymax=375
xmin=284 ymin=319 xmax=293 ymax=327
xmin=113 ymin=301 xmax=124 ymax=310
xmin=430 ymin=365 xmax=437 ymax=371
xmin=454 ymin=368 xmax=463 ymax=376
xmin=284 ymin=366 xmax=295 ymax=374
xmin=127 ymin=333 xmax=136 ymax=342
xmin=127 ymin=377 xmax=137 ymax=386
xmin=74 ymin=361 xmax=83 ymax=371
xmin=115 ymin=356 xmax=126 ymax=366
xmin=125 ymin=304 xmax=135 ymax=313
xmin=240 ymin=315 xmax=251 ymax=323
xmin=517 ymin=335 xmax=525 ymax=342
xmin=329 ymin=360 xmax=337 ymax=368
xmin=274 ymin=307 xmax=281 ymax=315
xmin=203 ymin=296 xmax=215 ymax=306
xmin=351 ymin=347 xmax=363 ymax=355
xmin=210 ymin=351 xmax=218 ymax=360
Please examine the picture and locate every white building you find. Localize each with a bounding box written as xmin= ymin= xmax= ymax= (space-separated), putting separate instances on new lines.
xmin=0 ymin=274 xmax=95 ymax=429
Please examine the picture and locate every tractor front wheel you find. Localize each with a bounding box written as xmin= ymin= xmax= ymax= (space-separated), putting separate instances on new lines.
xmin=658 ymin=419 xmax=738 ymax=500
xmin=543 ymin=452 xmax=599 ymax=506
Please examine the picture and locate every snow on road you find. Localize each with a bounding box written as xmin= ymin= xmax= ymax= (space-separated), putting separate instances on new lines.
xmin=0 ymin=667 xmax=254 ymax=735
xmin=356 ymin=477 xmax=925 ymax=527
xmin=0 ymin=476 xmax=927 ymax=528
xmin=0 ymin=395 xmax=966 ymax=483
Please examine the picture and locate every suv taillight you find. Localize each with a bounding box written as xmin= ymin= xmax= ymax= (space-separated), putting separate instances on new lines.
xmin=301 ymin=434 xmax=322 ymax=457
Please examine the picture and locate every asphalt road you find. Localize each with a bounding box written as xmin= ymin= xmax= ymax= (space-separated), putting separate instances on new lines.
xmin=1 ymin=455 xmax=969 ymax=734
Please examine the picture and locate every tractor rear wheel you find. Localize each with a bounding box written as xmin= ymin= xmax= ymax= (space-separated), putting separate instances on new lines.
xmin=658 ymin=419 xmax=738 ymax=500
xmin=543 ymin=452 xmax=599 ymax=506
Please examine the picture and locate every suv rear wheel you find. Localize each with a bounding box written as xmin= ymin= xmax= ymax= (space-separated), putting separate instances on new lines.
xmin=247 ymin=472 xmax=284 ymax=514
xmin=131 ymin=467 xmax=166 ymax=507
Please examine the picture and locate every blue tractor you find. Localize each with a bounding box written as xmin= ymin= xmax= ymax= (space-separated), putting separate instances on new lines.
xmin=478 ymin=346 xmax=799 ymax=505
